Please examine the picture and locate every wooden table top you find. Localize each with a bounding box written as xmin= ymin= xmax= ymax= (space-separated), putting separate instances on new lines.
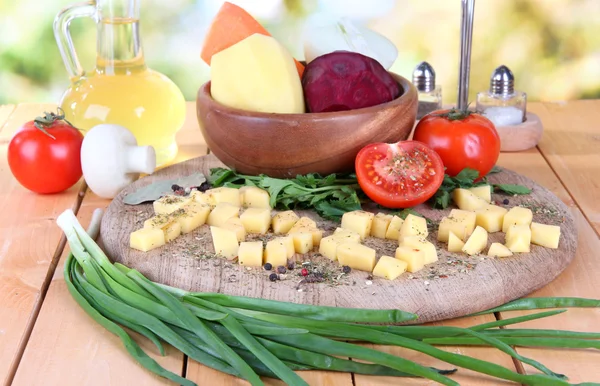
xmin=0 ymin=101 xmax=598 ymax=385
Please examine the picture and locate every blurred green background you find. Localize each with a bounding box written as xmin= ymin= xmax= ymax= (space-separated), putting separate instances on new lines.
xmin=1 ymin=0 xmax=599 ymax=105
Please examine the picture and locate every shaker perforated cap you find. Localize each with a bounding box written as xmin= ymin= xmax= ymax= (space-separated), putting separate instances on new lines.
xmin=412 ymin=61 xmax=436 ymax=92
xmin=490 ymin=65 xmax=515 ymax=96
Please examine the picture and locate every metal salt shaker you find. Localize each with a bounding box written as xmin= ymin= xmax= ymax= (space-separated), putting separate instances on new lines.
xmin=476 ymin=65 xmax=527 ymax=126
xmin=413 ymin=61 xmax=442 ymax=119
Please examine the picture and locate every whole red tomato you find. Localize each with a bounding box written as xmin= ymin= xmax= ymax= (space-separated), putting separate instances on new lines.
xmin=8 ymin=110 xmax=83 ymax=194
xmin=413 ymin=109 xmax=500 ymax=178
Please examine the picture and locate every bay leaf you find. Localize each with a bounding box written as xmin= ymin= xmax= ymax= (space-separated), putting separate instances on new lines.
xmin=123 ymin=173 xmax=206 ymax=205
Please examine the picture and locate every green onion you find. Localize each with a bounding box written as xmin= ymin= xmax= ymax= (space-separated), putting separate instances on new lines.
xmin=471 ymin=297 xmax=600 ymax=315
xmin=424 ymin=337 xmax=600 ymax=350
xmin=469 ymin=309 xmax=567 ymax=330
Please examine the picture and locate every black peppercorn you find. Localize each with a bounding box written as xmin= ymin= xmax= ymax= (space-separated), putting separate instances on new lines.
xmin=198 ymin=181 xmax=211 ymax=192
xmin=367 ymin=274 xmax=374 ymax=280
xmin=264 ymin=263 xmax=272 ymax=271
xmin=503 ymin=198 xmax=510 ymax=205
xmin=171 ymin=184 xmax=182 ymax=191
xmin=269 ymin=273 xmax=279 ymax=282
xmin=342 ymin=265 xmax=351 ymax=274
xmin=276 ymin=266 xmax=286 ymax=274
xmin=287 ymin=262 xmax=295 ymax=270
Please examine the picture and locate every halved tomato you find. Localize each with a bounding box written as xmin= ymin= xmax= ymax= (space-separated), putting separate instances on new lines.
xmin=355 ymin=141 xmax=444 ymax=208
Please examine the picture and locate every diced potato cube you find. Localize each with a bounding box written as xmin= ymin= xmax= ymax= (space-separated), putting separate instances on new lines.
xmin=385 ymin=216 xmax=404 ymax=240
xmin=143 ymin=214 xmax=181 ymax=242
xmin=505 ymin=224 xmax=531 ymax=253
xmin=395 ymin=246 xmax=425 ymax=273
xmin=206 ymin=187 xmax=240 ymax=206
xmin=264 ymin=239 xmax=288 ymax=267
xmin=275 ymin=236 xmax=295 ymax=258
xmin=502 ymin=206 xmax=533 ymax=232
xmin=190 ymin=190 xmax=214 ymax=207
xmin=373 ymin=256 xmax=408 ymax=280
xmin=288 ymin=225 xmax=322 ymax=245
xmin=371 ymin=213 xmax=393 ymax=239
xmin=238 ymin=241 xmax=263 ymax=267
xmin=462 ymin=226 xmax=488 ymax=255
xmin=438 ymin=216 xmax=467 ymax=242
xmin=398 ymin=214 xmax=428 ymax=242
xmin=291 ymin=232 xmax=313 ymax=254
xmin=153 ymin=195 xmax=192 ymax=214
xmin=240 ymin=208 xmax=271 ymax=234
xmin=130 ymin=228 xmax=165 ymax=252
xmin=207 ymin=203 xmax=240 ymax=227
xmin=289 ymin=217 xmax=317 ymax=231
xmin=337 ymin=243 xmax=376 ymax=272
xmin=172 ymin=202 xmax=211 ymax=234
xmin=210 ymin=226 xmax=239 ymax=259
xmin=222 ymin=217 xmax=246 ymax=242
xmin=475 ymin=204 xmax=508 ymax=233
xmin=468 ymin=185 xmax=492 ymax=203
xmin=341 ymin=210 xmax=374 ymax=240
xmin=240 ymin=186 xmax=271 ymax=208
xmin=271 ymin=210 xmax=299 ymax=234
xmin=449 ymin=209 xmax=477 ymax=231
xmin=319 ymin=235 xmax=359 ymax=261
xmin=400 ymin=236 xmax=438 ymax=264
xmin=333 ymin=228 xmax=362 ymax=243
xmin=447 ymin=231 xmax=465 ymax=253
xmin=487 ymin=242 xmax=513 ymax=258
xmin=452 ymin=188 xmax=488 ymax=211
xmin=530 ymin=222 xmax=561 ymax=249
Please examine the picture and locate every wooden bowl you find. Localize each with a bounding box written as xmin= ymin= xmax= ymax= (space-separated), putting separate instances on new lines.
xmin=196 ymin=73 xmax=418 ymax=178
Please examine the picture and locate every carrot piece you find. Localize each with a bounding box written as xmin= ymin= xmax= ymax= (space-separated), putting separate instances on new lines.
xmin=201 ymin=2 xmax=304 ymax=77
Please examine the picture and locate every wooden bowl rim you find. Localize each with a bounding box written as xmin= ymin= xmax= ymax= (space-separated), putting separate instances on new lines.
xmin=197 ymin=72 xmax=417 ymax=119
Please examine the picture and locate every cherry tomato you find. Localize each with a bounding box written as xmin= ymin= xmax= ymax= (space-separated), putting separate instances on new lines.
xmin=8 ymin=110 xmax=83 ymax=194
xmin=355 ymin=141 xmax=444 ymax=208
xmin=413 ymin=109 xmax=500 ymax=178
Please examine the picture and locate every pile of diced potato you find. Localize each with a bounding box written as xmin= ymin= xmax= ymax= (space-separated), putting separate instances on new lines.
xmin=130 ymin=182 xmax=562 ymax=283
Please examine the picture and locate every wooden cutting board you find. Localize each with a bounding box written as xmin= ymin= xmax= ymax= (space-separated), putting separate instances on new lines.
xmin=100 ymin=154 xmax=577 ymax=324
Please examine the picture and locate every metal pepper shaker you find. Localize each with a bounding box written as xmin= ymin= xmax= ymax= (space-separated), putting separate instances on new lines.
xmin=412 ymin=61 xmax=442 ymax=119
xmin=476 ymin=65 xmax=527 ymax=126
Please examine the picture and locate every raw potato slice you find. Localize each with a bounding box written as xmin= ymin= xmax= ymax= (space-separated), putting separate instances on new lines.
xmin=398 ymin=214 xmax=428 ymax=242
xmin=337 ymin=243 xmax=377 ymax=272
xmin=240 ymin=186 xmax=271 ymax=208
xmin=272 ymin=210 xmax=299 ymax=234
xmin=341 ymin=210 xmax=374 ymax=240
xmin=452 ymin=188 xmax=488 ymax=211
xmin=447 ymin=231 xmax=465 ymax=253
xmin=264 ymin=239 xmax=288 ymax=267
xmin=207 ymin=203 xmax=240 ymax=227
xmin=505 ymin=224 xmax=531 ymax=253
xmin=502 ymin=206 xmax=533 ymax=233
xmin=238 ymin=241 xmax=263 ymax=267
xmin=291 ymin=232 xmax=314 ymax=254
xmin=462 ymin=226 xmax=488 ymax=256
xmin=206 ymin=187 xmax=240 ymax=207
xmin=372 ymin=256 xmax=408 ymax=280
xmin=223 ymin=217 xmax=246 ymax=242
xmin=173 ymin=202 xmax=211 ymax=233
xmin=468 ymin=185 xmax=492 ymax=203
xmin=275 ymin=236 xmax=295 ymax=258
xmin=530 ymin=222 xmax=561 ymax=249
xmin=130 ymin=228 xmax=165 ymax=252
xmin=385 ymin=216 xmax=404 ymax=240
xmin=333 ymin=228 xmax=361 ymax=243
xmin=143 ymin=214 xmax=181 ymax=242
xmin=211 ymin=34 xmax=305 ymax=114
xmin=395 ymin=246 xmax=425 ymax=273
xmin=210 ymin=226 xmax=239 ymax=259
xmin=371 ymin=213 xmax=393 ymax=239
xmin=488 ymin=242 xmax=513 ymax=258
xmin=153 ymin=195 xmax=192 ymax=215
xmin=240 ymin=208 xmax=271 ymax=234
xmin=288 ymin=225 xmax=323 ymax=245
xmin=190 ymin=190 xmax=214 ymax=207
xmin=475 ymin=204 xmax=508 ymax=233
xmin=400 ymin=236 xmax=438 ymax=264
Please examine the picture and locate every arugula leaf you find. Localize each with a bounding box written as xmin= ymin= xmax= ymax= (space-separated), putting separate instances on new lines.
xmin=453 ymin=168 xmax=481 ymax=186
xmin=493 ymin=184 xmax=532 ymax=195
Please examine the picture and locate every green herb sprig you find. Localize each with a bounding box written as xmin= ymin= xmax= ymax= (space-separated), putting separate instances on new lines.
xmin=209 ymin=168 xmax=363 ymax=221
xmin=429 ymin=167 xmax=532 ymax=209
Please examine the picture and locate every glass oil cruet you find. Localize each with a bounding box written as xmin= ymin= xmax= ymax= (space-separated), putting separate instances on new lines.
xmin=54 ymin=0 xmax=186 ymax=167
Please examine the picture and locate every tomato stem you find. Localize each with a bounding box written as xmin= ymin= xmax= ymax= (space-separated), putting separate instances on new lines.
xmin=33 ymin=108 xmax=75 ymax=140
xmin=433 ymin=105 xmax=474 ymax=121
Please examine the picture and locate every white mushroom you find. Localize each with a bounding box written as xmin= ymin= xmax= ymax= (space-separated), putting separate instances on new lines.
xmin=81 ymin=124 xmax=156 ymax=199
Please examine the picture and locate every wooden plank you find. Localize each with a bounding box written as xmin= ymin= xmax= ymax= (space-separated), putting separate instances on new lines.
xmin=0 ymin=104 xmax=16 ymax=131
xmin=0 ymin=103 xmax=87 ymax=385
xmin=531 ymin=101 xmax=600 ymax=234
xmin=496 ymin=146 xmax=600 ymax=383
xmin=354 ymin=316 xmax=516 ymax=386
xmin=12 ymin=102 xmax=208 ymax=385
